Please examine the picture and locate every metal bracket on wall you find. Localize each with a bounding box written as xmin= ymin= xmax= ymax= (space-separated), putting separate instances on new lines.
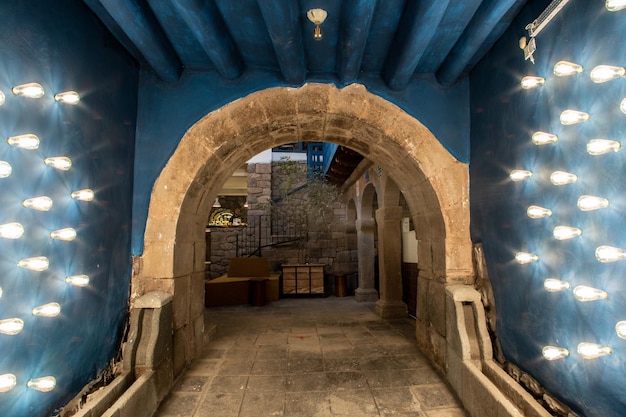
xmin=520 ymin=0 xmax=572 ymax=63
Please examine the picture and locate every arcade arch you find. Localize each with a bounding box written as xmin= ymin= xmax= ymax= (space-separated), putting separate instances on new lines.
xmin=136 ymin=83 xmax=473 ymax=371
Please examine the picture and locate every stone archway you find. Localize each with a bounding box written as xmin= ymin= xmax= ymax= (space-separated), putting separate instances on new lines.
xmin=135 ymin=83 xmax=472 ymax=372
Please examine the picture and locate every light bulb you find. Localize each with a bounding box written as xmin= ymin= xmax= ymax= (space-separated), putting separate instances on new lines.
xmin=0 ymin=90 xmax=4 ymax=106
xmin=0 ymin=161 xmax=11 ymax=178
xmin=527 ymin=205 xmax=552 ymax=219
xmin=531 ymin=131 xmax=558 ymax=145
xmin=0 ymin=318 xmax=24 ymax=335
xmin=621 ymin=98 xmax=626 ymax=114
xmin=544 ymin=278 xmax=570 ymax=292
xmin=595 ymin=245 xmax=626 ymax=262
xmin=542 ymin=346 xmax=570 ymax=361
xmin=18 ymin=256 xmax=49 ymax=271
xmin=577 ymin=195 xmax=609 ymax=211
xmin=553 ymin=226 xmax=582 ymax=240
xmin=586 ymin=139 xmax=621 ymax=155
xmin=553 ymin=61 xmax=583 ymax=77
xmin=7 ymin=134 xmax=40 ymax=150
xmin=509 ymin=170 xmax=533 ymax=181
xmin=71 ymin=188 xmax=94 ymax=201
xmin=0 ymin=374 xmax=17 ymax=392
xmin=27 ymin=376 xmax=56 ymax=392
xmin=560 ymin=110 xmax=589 ymax=125
xmin=54 ymin=91 xmax=80 ymax=105
xmin=0 ymin=222 xmax=24 ymax=239
xmin=607 ymin=0 xmax=626 ymax=11
xmin=12 ymin=82 xmax=44 ymax=98
xmin=44 ymin=156 xmax=72 ymax=171
xmin=0 ymin=287 xmax=2 ymax=298
xmin=65 ymin=274 xmax=90 ymax=287
xmin=521 ymin=76 xmax=545 ymax=89
xmin=515 ymin=252 xmax=538 ymax=264
xmin=573 ymin=285 xmax=607 ymax=302
xmin=550 ymin=171 xmax=577 ymax=185
xmin=590 ymin=65 xmax=625 ymax=83
xmin=577 ymin=342 xmax=612 ymax=359
xmin=32 ymin=302 xmax=61 ymax=317
xmin=50 ymin=227 xmax=76 ymax=241
xmin=22 ymin=196 xmax=53 ymax=211
xmin=616 ymin=321 xmax=626 ymax=339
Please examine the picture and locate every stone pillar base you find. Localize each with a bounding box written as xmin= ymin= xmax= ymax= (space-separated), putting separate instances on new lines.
xmin=374 ymin=299 xmax=407 ymax=319
xmin=355 ymin=288 xmax=379 ymax=302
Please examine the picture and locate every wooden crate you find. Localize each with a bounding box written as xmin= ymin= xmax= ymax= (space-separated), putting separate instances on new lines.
xmin=282 ymin=264 xmax=325 ymax=295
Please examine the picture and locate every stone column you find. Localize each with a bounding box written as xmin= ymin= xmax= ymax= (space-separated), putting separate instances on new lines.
xmin=374 ymin=206 xmax=407 ymax=318
xmin=354 ymin=217 xmax=378 ymax=302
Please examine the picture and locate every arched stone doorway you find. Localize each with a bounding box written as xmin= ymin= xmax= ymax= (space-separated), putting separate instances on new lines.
xmin=136 ymin=83 xmax=473 ymax=372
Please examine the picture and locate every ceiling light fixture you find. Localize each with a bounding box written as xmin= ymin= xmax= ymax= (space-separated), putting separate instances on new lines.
xmin=307 ymin=8 xmax=327 ymax=41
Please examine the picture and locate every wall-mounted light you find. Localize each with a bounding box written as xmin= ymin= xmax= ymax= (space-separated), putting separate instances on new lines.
xmin=65 ymin=274 xmax=89 ymax=287
xmin=542 ymin=345 xmax=570 ymax=360
xmin=560 ymin=109 xmax=589 ymax=125
xmin=577 ymin=342 xmax=612 ymax=359
xmin=544 ymin=278 xmax=570 ymax=292
xmin=607 ymin=0 xmax=626 ymax=11
xmin=515 ymin=252 xmax=538 ymax=264
xmin=307 ymin=8 xmax=327 ymax=41
xmin=7 ymin=134 xmax=40 ymax=150
xmin=212 ymin=197 xmax=221 ymax=208
xmin=50 ymin=227 xmax=77 ymax=241
xmin=616 ymin=321 xmax=626 ymax=339
xmin=509 ymin=169 xmax=533 ymax=181
xmin=553 ymin=60 xmax=583 ymax=76
xmin=27 ymin=376 xmax=56 ymax=392
xmin=23 ymin=196 xmax=53 ymax=211
xmin=18 ymin=256 xmax=49 ymax=272
xmin=32 ymin=302 xmax=61 ymax=317
xmin=587 ymin=138 xmax=621 ymax=155
xmin=0 ymin=374 xmax=17 ymax=393
xmin=573 ymin=285 xmax=607 ymax=302
xmin=595 ymin=245 xmax=626 ymax=262
xmin=553 ymin=225 xmax=582 ymax=240
xmin=0 ymin=318 xmax=24 ymax=336
xmin=71 ymin=189 xmax=94 ymax=201
xmin=54 ymin=90 xmax=80 ymax=105
xmin=12 ymin=82 xmax=44 ymax=98
xmin=527 ymin=205 xmax=552 ymax=218
xmin=531 ymin=131 xmax=558 ymax=145
xmin=0 ymin=161 xmax=12 ymax=178
xmin=590 ymin=65 xmax=625 ymax=83
xmin=577 ymin=195 xmax=609 ymax=211
xmin=0 ymin=222 xmax=24 ymax=239
xmin=44 ymin=156 xmax=72 ymax=171
xmin=521 ymin=76 xmax=545 ymax=89
xmin=550 ymin=171 xmax=577 ymax=185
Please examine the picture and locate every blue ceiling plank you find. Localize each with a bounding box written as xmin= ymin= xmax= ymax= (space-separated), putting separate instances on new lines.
xmin=336 ymin=0 xmax=377 ymax=85
xmin=383 ymin=0 xmax=451 ymax=91
xmin=437 ymin=0 xmax=526 ymax=86
xmin=98 ymin=0 xmax=182 ymax=82
xmin=169 ymin=0 xmax=243 ymax=80
xmin=257 ymin=0 xmax=306 ymax=85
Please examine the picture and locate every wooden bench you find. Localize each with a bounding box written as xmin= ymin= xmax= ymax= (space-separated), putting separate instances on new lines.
xmin=205 ymin=257 xmax=279 ymax=307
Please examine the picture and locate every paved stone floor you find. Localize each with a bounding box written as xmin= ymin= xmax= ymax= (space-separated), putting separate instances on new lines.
xmin=153 ymin=296 xmax=468 ymax=417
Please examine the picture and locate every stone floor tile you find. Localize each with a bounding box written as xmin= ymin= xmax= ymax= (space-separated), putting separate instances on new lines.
xmin=195 ymin=391 xmax=244 ymax=417
xmin=326 ymin=371 xmax=369 ymax=391
xmin=257 ymin=345 xmax=289 ymax=360
xmin=288 ymin=357 xmax=324 ymax=373
xmin=246 ymin=375 xmax=287 ymax=392
xmin=217 ymin=359 xmax=254 ymax=375
xmin=251 ymin=359 xmax=290 ymax=375
xmin=286 ymin=372 xmax=328 ymax=392
xmin=372 ymin=387 xmax=423 ymax=414
xmin=154 ymin=392 xmax=201 ymax=416
xmin=256 ymin=333 xmax=289 ymax=345
xmin=364 ymin=369 xmax=412 ymax=388
xmin=209 ymin=375 xmax=248 ymax=392
xmin=323 ymin=357 xmax=360 ymax=372
xmin=185 ymin=358 xmax=221 ymax=376
xmin=284 ymin=391 xmax=332 ymax=417
xmin=288 ymin=344 xmax=323 ymax=359
xmin=424 ymin=408 xmax=468 ymax=417
xmin=172 ymin=375 xmax=211 ymax=393
xmin=239 ymin=391 xmax=285 ymax=417
xmin=403 ymin=366 xmax=445 ymax=386
xmin=328 ymin=389 xmax=380 ymax=415
xmin=411 ymin=384 xmax=463 ymax=410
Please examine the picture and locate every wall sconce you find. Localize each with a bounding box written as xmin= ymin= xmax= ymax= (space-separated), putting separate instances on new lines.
xmin=307 ymin=8 xmax=327 ymax=41
xmin=213 ymin=197 xmax=221 ymax=208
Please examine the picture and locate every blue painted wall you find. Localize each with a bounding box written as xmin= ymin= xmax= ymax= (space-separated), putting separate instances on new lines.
xmin=470 ymin=1 xmax=626 ymax=416
xmin=132 ymin=70 xmax=469 ymax=254
xmin=0 ymin=2 xmax=138 ymax=416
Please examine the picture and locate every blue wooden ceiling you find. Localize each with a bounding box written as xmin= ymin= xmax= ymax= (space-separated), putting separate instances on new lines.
xmin=85 ymin=0 xmax=528 ymax=88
